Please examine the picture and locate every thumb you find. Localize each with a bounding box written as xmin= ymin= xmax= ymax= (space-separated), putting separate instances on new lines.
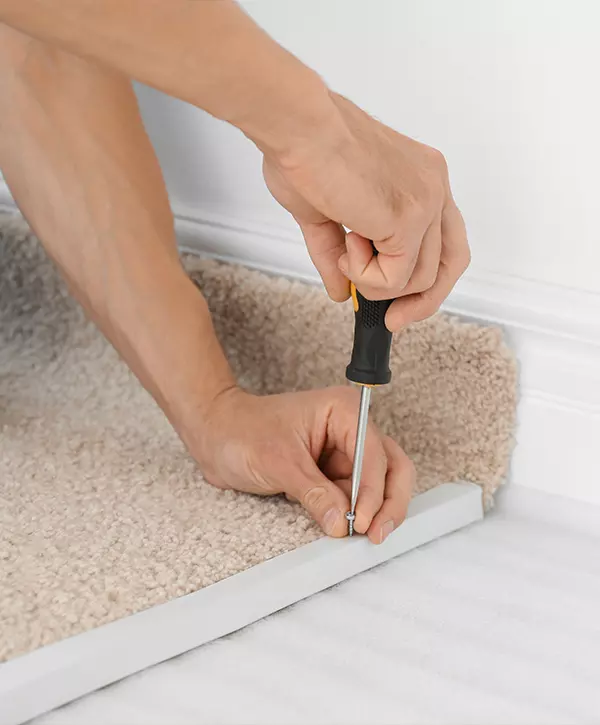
xmin=285 ymin=460 xmax=349 ymax=537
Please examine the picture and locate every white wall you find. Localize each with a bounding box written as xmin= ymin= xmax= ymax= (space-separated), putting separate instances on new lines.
xmin=136 ymin=0 xmax=600 ymax=294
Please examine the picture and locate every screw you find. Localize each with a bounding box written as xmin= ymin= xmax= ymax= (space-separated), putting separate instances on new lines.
xmin=345 ymin=511 xmax=356 ymax=536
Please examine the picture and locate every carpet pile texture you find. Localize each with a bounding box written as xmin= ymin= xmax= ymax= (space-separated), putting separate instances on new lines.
xmin=0 ymin=213 xmax=518 ymax=662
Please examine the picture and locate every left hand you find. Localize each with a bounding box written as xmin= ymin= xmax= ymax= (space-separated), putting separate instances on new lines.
xmin=183 ymin=385 xmax=415 ymax=544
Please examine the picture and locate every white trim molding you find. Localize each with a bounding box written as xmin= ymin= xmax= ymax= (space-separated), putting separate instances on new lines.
xmin=0 ymin=483 xmax=483 ymax=725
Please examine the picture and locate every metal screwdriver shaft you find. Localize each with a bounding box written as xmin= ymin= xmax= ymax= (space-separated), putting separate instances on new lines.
xmin=345 ymin=253 xmax=395 ymax=537
xmin=346 ymin=385 xmax=372 ymax=536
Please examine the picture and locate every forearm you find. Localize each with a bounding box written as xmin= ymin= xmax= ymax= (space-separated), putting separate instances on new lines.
xmin=0 ymin=0 xmax=337 ymax=158
xmin=0 ymin=27 xmax=236 ymax=435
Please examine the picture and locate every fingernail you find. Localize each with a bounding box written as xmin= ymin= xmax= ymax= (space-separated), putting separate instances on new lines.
xmin=380 ymin=520 xmax=395 ymax=543
xmin=323 ymin=507 xmax=340 ymax=535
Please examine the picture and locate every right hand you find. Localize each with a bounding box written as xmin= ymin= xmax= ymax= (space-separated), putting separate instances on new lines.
xmin=262 ymin=92 xmax=470 ymax=331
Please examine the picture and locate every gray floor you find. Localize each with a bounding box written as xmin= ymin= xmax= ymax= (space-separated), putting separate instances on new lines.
xmin=34 ymin=485 xmax=600 ymax=725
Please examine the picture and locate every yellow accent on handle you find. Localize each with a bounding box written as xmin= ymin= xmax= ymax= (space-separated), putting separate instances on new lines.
xmin=350 ymin=283 xmax=359 ymax=312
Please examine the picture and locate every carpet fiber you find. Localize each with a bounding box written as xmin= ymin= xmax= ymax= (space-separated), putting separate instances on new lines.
xmin=0 ymin=213 xmax=517 ymax=663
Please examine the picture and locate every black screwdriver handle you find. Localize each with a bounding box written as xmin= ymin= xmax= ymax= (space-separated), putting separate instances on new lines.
xmin=345 ymin=283 xmax=394 ymax=386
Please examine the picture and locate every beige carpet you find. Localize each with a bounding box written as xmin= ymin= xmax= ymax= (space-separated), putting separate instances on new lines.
xmin=0 ymin=212 xmax=517 ymax=663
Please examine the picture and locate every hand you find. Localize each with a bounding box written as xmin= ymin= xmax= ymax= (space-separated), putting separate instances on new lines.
xmin=262 ymin=92 xmax=470 ymax=331
xmin=184 ymin=385 xmax=414 ymax=544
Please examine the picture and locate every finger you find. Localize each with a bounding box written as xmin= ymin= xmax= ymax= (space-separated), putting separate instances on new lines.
xmin=321 ymin=448 xmax=352 ymax=482
xmin=375 ymin=200 xmax=432 ymax=295
xmin=375 ymin=227 xmax=423 ymax=296
xmin=375 ymin=196 xmax=432 ymax=288
xmin=352 ymin=419 xmax=388 ymax=534
xmin=331 ymin=478 xmax=352 ymax=500
xmin=385 ymin=204 xmax=469 ymax=330
xmin=284 ymin=460 xmax=350 ymax=538
xmin=321 ymin=436 xmax=387 ymax=536
xmin=337 ymin=231 xmax=375 ymax=281
xmin=317 ymin=472 xmax=386 ymax=534
xmin=300 ymin=220 xmax=350 ymax=302
xmin=441 ymin=201 xmax=469 ymax=270
xmin=367 ymin=436 xmax=415 ymax=545
xmin=399 ymin=213 xmax=442 ymax=297
xmin=339 ymin=228 xmax=423 ymax=301
xmin=327 ymin=389 xmax=388 ymax=535
xmin=384 ymin=266 xmax=449 ymax=330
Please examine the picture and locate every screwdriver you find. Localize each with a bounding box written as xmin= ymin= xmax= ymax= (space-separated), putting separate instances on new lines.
xmin=344 ymin=262 xmax=394 ymax=536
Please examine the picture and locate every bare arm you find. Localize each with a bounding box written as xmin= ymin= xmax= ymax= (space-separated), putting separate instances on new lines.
xmin=0 ymin=25 xmax=413 ymax=542
xmin=0 ymin=24 xmax=236 ymax=435
xmin=0 ymin=0 xmax=469 ymax=317
xmin=0 ymin=0 xmax=333 ymax=157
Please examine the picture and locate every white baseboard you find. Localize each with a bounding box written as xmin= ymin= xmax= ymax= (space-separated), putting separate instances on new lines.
xmin=174 ymin=206 xmax=600 ymax=506
xmin=1 ymin=181 xmax=598 ymax=505
xmin=0 ymin=483 xmax=483 ymax=725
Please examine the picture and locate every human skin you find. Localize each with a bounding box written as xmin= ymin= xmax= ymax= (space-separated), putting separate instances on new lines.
xmin=0 ymin=24 xmax=415 ymax=543
xmin=0 ymin=1 xmax=467 ymax=542
xmin=0 ymin=0 xmax=470 ymax=324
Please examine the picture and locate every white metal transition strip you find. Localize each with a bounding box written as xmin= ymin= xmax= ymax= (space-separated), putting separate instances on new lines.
xmin=0 ymin=482 xmax=483 ymax=725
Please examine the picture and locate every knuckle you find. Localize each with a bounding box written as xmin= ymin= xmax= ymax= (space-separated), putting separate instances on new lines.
xmin=448 ymin=248 xmax=470 ymax=278
xmin=302 ymin=485 xmax=330 ymax=512
xmin=411 ymin=269 xmax=438 ymax=292
xmin=423 ymin=273 xmax=439 ymax=290
xmin=408 ymin=187 xmax=441 ymax=220
xmin=427 ymin=146 xmax=448 ymax=173
xmin=394 ymin=149 xmax=448 ymax=220
xmin=418 ymin=293 xmax=441 ymax=319
xmin=384 ymin=260 xmax=410 ymax=287
xmin=424 ymin=298 xmax=441 ymax=316
xmin=461 ymin=246 xmax=472 ymax=271
xmin=423 ymin=148 xmax=448 ymax=200
xmin=401 ymin=192 xmax=430 ymax=219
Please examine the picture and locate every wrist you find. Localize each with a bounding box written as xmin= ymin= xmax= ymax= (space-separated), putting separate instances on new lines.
xmin=208 ymin=14 xmax=343 ymax=163
xmin=178 ymin=384 xmax=250 ymax=468
xmin=232 ymin=69 xmax=341 ymax=160
xmin=141 ymin=276 xmax=239 ymax=438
